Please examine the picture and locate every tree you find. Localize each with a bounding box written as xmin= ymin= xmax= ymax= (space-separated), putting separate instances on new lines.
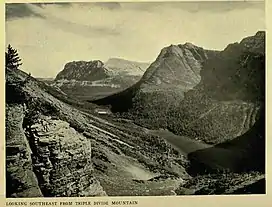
xmin=5 ymin=44 xmax=22 ymax=70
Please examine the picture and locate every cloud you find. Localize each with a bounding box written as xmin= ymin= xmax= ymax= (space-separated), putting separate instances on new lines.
xmin=5 ymin=2 xmax=265 ymax=78
xmin=6 ymin=3 xmax=44 ymax=20
xmin=27 ymin=4 xmax=122 ymax=37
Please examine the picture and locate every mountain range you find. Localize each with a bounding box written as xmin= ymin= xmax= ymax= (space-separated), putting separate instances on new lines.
xmin=6 ymin=31 xmax=265 ymax=197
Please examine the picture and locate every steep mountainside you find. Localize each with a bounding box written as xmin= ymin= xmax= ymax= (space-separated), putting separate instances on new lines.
xmin=6 ymin=69 xmax=106 ymax=197
xmin=168 ymin=31 xmax=265 ymax=143
xmin=92 ymin=31 xmax=265 ymax=145
xmin=140 ymin=43 xmax=218 ymax=91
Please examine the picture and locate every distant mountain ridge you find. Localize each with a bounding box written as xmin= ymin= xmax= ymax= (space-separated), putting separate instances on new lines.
xmin=105 ymin=58 xmax=150 ymax=76
xmin=51 ymin=58 xmax=150 ymax=101
xmin=55 ymin=58 xmax=150 ymax=81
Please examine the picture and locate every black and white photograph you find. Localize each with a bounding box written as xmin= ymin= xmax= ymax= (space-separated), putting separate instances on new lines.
xmin=5 ymin=1 xmax=265 ymax=198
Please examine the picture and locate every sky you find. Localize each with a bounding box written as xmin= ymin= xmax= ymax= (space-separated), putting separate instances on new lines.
xmin=6 ymin=2 xmax=265 ymax=78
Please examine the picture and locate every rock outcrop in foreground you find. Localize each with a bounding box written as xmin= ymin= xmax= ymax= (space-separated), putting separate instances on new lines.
xmin=6 ymin=69 xmax=107 ymax=197
xmin=27 ymin=117 xmax=105 ymax=197
xmin=6 ymin=104 xmax=42 ymax=197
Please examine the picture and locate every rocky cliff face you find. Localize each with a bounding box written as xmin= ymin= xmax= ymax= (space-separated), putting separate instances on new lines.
xmin=26 ymin=116 xmax=106 ymax=197
xmin=55 ymin=60 xmax=108 ymax=81
xmin=6 ymin=69 xmax=107 ymax=197
xmin=6 ymin=104 xmax=42 ymax=197
xmin=125 ymin=44 xmax=219 ymax=127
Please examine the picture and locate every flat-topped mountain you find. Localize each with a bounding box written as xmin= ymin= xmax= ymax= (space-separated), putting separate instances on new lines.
xmin=55 ymin=58 xmax=150 ymax=82
xmin=55 ymin=60 xmax=108 ymax=81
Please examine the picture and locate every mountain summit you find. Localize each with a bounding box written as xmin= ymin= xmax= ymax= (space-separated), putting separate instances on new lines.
xmin=140 ymin=43 xmax=218 ymax=92
xmin=55 ymin=58 xmax=150 ymax=82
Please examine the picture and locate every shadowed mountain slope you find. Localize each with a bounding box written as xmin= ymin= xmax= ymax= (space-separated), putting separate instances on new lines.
xmin=187 ymin=107 xmax=265 ymax=175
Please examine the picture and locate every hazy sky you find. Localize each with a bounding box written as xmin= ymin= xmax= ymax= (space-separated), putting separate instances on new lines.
xmin=6 ymin=2 xmax=265 ymax=78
